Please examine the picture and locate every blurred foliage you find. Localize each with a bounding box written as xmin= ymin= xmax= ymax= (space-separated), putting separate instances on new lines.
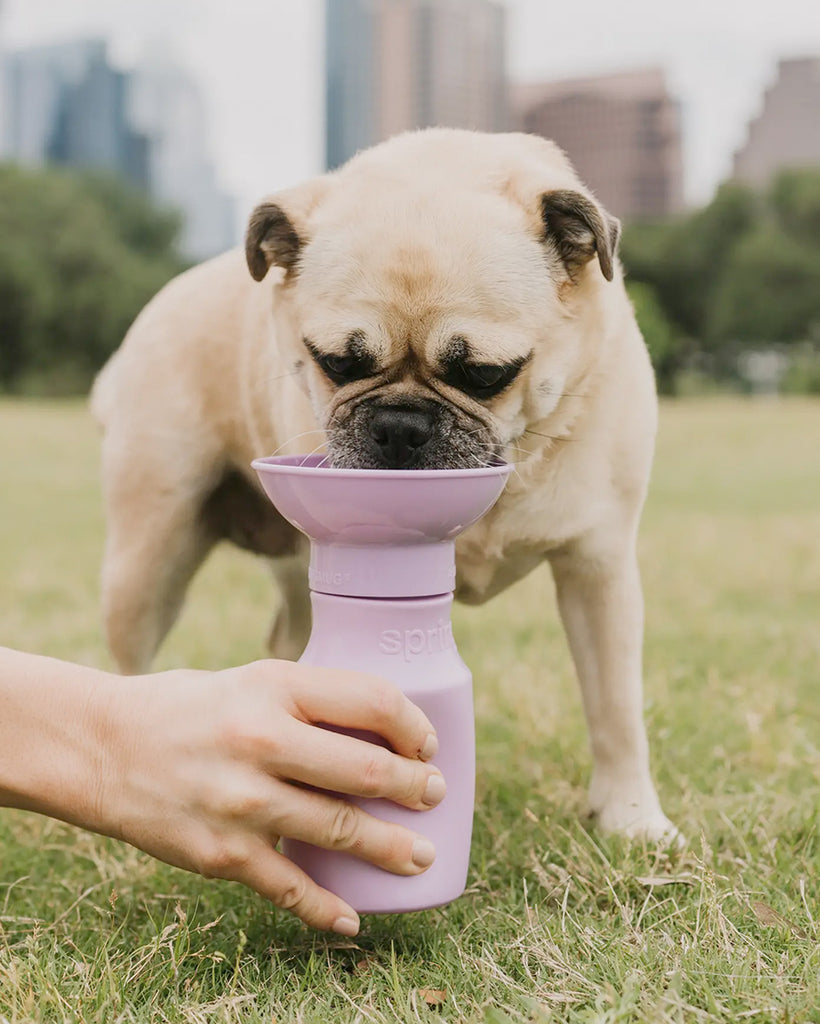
xmin=709 ymin=225 xmax=820 ymax=346
xmin=781 ymin=342 xmax=820 ymax=395
xmin=0 ymin=163 xmax=186 ymax=394
xmin=622 ymin=167 xmax=820 ymax=392
xmin=3 ymin=162 xmax=820 ymax=397
xmin=625 ymin=280 xmax=683 ymax=395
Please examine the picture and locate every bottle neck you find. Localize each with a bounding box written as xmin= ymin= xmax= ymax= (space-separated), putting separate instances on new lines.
xmin=308 ymin=539 xmax=456 ymax=599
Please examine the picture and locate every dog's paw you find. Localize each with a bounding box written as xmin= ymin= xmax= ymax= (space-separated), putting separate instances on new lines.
xmin=587 ymin=776 xmax=684 ymax=846
xmin=592 ymin=802 xmax=684 ymax=847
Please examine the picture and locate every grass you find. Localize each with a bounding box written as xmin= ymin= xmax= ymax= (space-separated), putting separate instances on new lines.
xmin=0 ymin=395 xmax=818 ymax=1023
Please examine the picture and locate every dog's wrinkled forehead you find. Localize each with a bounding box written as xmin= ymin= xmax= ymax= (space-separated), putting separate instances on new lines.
xmin=293 ymin=191 xmax=555 ymax=364
xmin=246 ymin=129 xmax=621 ymax=375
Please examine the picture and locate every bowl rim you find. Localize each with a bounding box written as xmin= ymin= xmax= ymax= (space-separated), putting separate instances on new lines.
xmin=251 ymin=454 xmax=512 ymax=481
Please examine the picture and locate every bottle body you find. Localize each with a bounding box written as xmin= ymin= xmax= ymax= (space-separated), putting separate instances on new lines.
xmin=282 ymin=590 xmax=475 ymax=914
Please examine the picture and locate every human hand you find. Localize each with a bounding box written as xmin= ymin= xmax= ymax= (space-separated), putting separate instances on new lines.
xmin=97 ymin=660 xmax=445 ymax=935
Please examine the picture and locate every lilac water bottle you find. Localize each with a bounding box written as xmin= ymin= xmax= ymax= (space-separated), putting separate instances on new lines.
xmin=252 ymin=454 xmax=511 ymax=914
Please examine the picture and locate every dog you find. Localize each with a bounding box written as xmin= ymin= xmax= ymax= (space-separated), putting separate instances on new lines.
xmin=91 ymin=128 xmax=676 ymax=841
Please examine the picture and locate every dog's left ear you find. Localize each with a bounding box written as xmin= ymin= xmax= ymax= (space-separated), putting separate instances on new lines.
xmin=245 ymin=177 xmax=332 ymax=282
xmin=540 ymin=189 xmax=620 ymax=283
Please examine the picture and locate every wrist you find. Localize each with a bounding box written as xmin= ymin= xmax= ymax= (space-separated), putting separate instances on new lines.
xmin=0 ymin=647 xmax=123 ymax=836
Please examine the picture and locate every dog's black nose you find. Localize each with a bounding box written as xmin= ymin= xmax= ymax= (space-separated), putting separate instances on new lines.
xmin=368 ymin=405 xmax=435 ymax=468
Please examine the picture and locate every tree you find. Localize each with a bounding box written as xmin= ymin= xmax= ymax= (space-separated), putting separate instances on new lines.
xmin=621 ymin=168 xmax=820 ymax=389
xmin=0 ymin=163 xmax=186 ymax=393
xmin=707 ymin=226 xmax=820 ymax=346
xmin=770 ymin=167 xmax=820 ymax=248
xmin=621 ymin=182 xmax=758 ymax=344
xmin=76 ymin=171 xmax=182 ymax=259
xmin=626 ymin=280 xmax=682 ymax=394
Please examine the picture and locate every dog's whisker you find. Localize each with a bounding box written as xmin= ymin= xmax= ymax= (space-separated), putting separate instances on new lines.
xmin=488 ymin=454 xmax=525 ymax=486
xmin=524 ymin=429 xmax=576 ymax=443
xmin=306 ymin=441 xmax=328 ymax=456
xmin=470 ymin=438 xmax=525 ymax=459
xmin=263 ymin=368 xmax=304 ymax=386
xmin=465 ymin=441 xmax=527 ymax=483
xmin=266 ymin=429 xmax=329 ymax=459
xmin=298 ymin=439 xmax=332 ymax=466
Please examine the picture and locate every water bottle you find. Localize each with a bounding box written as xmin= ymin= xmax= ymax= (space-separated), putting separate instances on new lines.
xmin=252 ymin=454 xmax=510 ymax=913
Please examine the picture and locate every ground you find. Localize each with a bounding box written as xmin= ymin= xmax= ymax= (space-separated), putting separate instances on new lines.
xmin=0 ymin=396 xmax=818 ymax=1023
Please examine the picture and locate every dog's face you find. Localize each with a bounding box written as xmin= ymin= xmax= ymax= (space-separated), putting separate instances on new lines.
xmin=246 ymin=130 xmax=620 ymax=470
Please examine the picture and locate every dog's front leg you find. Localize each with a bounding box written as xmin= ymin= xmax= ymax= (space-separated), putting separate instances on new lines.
xmin=549 ymin=540 xmax=678 ymax=842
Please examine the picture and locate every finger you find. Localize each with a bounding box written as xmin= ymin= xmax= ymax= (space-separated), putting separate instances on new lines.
xmin=282 ymin=663 xmax=439 ymax=761
xmin=235 ymin=840 xmax=361 ymax=935
xmin=273 ymin=784 xmax=437 ymax=876
xmin=272 ymin=719 xmax=446 ymax=810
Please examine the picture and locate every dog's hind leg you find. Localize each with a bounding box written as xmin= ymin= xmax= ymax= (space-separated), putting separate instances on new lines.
xmin=98 ymin=438 xmax=220 ymax=675
xmin=267 ymin=550 xmax=311 ymax=661
xmin=549 ymin=539 xmax=680 ymax=844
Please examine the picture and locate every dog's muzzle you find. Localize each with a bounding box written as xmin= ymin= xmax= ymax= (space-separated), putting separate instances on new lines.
xmin=327 ymin=396 xmax=497 ymax=470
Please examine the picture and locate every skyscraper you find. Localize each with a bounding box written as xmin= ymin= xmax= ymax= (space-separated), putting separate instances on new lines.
xmin=733 ymin=57 xmax=820 ymax=188
xmin=514 ymin=68 xmax=684 ymax=221
xmin=0 ymin=0 xmax=7 ymax=159
xmin=325 ymin=0 xmax=378 ymax=171
xmin=3 ymin=39 xmax=149 ymax=188
xmin=1 ymin=38 xmax=235 ymax=259
xmin=325 ymin=0 xmax=508 ymax=170
xmin=128 ymin=45 xmax=235 ymax=259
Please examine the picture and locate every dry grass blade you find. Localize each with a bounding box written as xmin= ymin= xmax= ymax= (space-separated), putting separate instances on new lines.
xmin=636 ymin=873 xmax=696 ymax=887
xmin=750 ymin=900 xmax=810 ymax=939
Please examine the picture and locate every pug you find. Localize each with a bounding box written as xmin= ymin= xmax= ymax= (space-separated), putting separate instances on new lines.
xmin=91 ymin=128 xmax=676 ymax=841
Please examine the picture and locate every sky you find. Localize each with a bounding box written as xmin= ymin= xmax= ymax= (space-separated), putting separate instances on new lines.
xmin=4 ymin=0 xmax=820 ymax=236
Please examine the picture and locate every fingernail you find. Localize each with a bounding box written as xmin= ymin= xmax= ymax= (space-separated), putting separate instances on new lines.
xmin=332 ymin=915 xmax=360 ymax=937
xmin=422 ymin=772 xmax=446 ymax=806
xmin=419 ymin=733 xmax=439 ymax=761
xmin=412 ymin=837 xmax=436 ymax=868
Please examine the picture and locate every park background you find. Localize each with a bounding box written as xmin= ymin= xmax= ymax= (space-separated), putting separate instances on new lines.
xmin=1 ymin=2 xmax=819 ymax=1021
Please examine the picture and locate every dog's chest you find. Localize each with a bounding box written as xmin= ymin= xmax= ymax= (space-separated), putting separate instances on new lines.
xmin=452 ymin=462 xmax=609 ymax=604
xmin=453 ymin=494 xmax=557 ymax=604
xmin=454 ymin=535 xmax=543 ymax=604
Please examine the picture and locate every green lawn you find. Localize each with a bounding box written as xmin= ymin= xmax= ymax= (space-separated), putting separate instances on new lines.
xmin=0 ymin=397 xmax=818 ymax=1023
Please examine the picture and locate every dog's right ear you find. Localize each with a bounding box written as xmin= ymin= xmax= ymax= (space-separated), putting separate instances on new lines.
xmin=245 ymin=177 xmax=332 ymax=282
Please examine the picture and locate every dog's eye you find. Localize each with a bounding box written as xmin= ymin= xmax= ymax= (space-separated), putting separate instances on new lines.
xmin=304 ymin=339 xmax=376 ymax=386
xmin=317 ymin=352 xmax=373 ymax=385
xmin=322 ymin=354 xmax=358 ymax=379
xmin=466 ymin=365 xmax=506 ymax=388
xmin=442 ymin=358 xmax=527 ymax=399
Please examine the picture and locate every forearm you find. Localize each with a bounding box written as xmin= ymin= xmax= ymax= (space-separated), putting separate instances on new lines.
xmin=0 ymin=646 xmax=116 ymax=833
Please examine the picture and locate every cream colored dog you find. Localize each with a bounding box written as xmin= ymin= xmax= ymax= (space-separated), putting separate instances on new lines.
xmin=92 ymin=128 xmax=676 ymax=841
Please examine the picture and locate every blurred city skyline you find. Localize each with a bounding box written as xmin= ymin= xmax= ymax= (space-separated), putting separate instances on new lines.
xmin=3 ymin=0 xmax=820 ymax=239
